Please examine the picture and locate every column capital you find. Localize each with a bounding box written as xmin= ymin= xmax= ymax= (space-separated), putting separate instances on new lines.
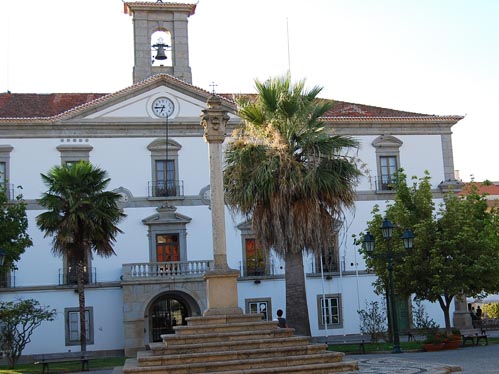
xmin=200 ymin=95 xmax=230 ymax=143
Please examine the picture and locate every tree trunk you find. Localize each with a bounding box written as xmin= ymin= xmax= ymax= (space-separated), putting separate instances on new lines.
xmin=285 ymin=250 xmax=311 ymax=336
xmin=77 ymin=258 xmax=87 ymax=352
xmin=438 ymin=295 xmax=453 ymax=335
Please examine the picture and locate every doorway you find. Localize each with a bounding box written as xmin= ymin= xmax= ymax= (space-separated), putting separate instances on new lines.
xmin=150 ymin=293 xmax=189 ymax=342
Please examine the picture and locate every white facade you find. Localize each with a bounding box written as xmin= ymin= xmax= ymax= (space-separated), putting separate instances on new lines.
xmin=0 ymin=1 xmax=463 ymax=357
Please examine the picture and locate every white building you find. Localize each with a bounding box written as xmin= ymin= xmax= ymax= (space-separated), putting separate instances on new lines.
xmin=0 ymin=1 xmax=463 ymax=357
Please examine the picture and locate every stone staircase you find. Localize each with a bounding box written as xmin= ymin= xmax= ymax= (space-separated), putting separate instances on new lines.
xmin=121 ymin=314 xmax=358 ymax=374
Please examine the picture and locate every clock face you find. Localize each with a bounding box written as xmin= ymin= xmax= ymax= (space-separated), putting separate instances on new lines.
xmin=152 ymin=97 xmax=175 ymax=118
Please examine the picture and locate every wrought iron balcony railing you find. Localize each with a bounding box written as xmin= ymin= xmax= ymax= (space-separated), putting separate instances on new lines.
xmin=59 ymin=267 xmax=97 ymax=285
xmin=148 ymin=180 xmax=184 ymax=198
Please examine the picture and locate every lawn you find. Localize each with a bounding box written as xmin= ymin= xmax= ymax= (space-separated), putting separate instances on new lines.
xmin=0 ymin=357 xmax=126 ymax=374
xmin=328 ymin=337 xmax=499 ymax=354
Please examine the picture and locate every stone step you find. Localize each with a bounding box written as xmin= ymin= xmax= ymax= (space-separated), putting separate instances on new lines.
xmin=123 ymin=353 xmax=358 ymax=374
xmin=206 ymin=364 xmax=359 ymax=374
xmin=161 ymin=327 xmax=295 ymax=346
xmin=173 ymin=320 xmax=279 ymax=335
xmin=150 ymin=335 xmax=311 ymax=355
xmin=136 ymin=344 xmax=335 ymax=366
xmin=185 ymin=314 xmax=265 ymax=326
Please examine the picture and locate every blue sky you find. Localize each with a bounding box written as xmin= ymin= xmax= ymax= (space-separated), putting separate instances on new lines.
xmin=1 ymin=0 xmax=498 ymax=182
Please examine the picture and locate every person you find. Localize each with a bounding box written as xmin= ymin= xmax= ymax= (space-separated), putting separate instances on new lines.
xmin=276 ymin=309 xmax=288 ymax=328
xmin=476 ymin=305 xmax=482 ymax=319
xmin=470 ymin=306 xmax=477 ymax=320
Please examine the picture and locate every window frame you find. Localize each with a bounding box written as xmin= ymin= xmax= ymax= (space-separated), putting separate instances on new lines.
xmin=372 ymin=135 xmax=403 ymax=191
xmin=142 ymin=205 xmax=191 ymax=263
xmin=64 ymin=307 xmax=94 ymax=346
xmin=237 ymin=221 xmax=270 ymax=277
xmin=148 ymin=139 xmax=182 ymax=198
xmin=56 ymin=143 xmax=93 ymax=164
xmin=317 ymin=294 xmax=343 ymax=330
xmin=56 ymin=144 xmax=94 ymax=284
xmin=0 ymin=145 xmax=13 ymax=199
xmin=245 ymin=298 xmax=272 ymax=321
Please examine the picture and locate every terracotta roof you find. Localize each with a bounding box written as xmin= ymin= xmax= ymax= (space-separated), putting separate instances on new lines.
xmin=0 ymin=77 xmax=462 ymax=122
xmin=0 ymin=93 xmax=106 ymax=118
xmin=459 ymin=182 xmax=499 ymax=196
xmin=219 ymin=93 xmax=463 ymax=121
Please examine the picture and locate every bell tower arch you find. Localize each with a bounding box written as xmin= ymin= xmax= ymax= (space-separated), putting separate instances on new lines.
xmin=124 ymin=1 xmax=196 ymax=84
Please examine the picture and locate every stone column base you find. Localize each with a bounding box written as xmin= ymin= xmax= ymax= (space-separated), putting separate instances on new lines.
xmin=203 ymin=269 xmax=243 ymax=316
xmin=453 ymin=311 xmax=473 ymax=330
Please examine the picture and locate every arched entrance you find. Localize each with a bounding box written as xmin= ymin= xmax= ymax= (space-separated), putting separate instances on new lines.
xmin=149 ymin=292 xmax=193 ymax=342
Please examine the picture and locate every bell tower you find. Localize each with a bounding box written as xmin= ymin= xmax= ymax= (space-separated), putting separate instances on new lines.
xmin=124 ymin=1 xmax=196 ymax=84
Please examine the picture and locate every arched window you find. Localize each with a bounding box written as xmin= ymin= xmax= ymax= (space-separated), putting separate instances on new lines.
xmin=151 ymin=30 xmax=172 ymax=67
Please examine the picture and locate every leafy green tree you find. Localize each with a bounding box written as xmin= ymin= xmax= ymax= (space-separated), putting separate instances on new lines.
xmin=361 ymin=171 xmax=499 ymax=335
xmin=0 ymin=185 xmax=32 ymax=279
xmin=36 ymin=161 xmax=125 ymax=352
xmin=224 ymin=75 xmax=361 ymax=335
xmin=0 ymin=299 xmax=56 ymax=368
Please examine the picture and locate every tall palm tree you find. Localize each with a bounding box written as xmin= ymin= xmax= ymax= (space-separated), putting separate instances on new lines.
xmin=224 ymin=75 xmax=361 ymax=335
xmin=36 ymin=161 xmax=125 ymax=352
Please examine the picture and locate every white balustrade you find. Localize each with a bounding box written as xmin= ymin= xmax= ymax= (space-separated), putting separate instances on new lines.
xmin=122 ymin=261 xmax=212 ymax=280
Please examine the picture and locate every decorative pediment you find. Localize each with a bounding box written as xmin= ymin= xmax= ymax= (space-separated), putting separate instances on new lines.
xmin=372 ymin=135 xmax=403 ymax=149
xmin=142 ymin=204 xmax=192 ymax=225
xmin=56 ymin=74 xmax=237 ymax=123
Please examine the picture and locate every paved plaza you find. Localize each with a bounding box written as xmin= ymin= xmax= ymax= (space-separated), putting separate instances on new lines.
xmin=345 ymin=343 xmax=499 ymax=373
xmin=80 ymin=343 xmax=499 ymax=374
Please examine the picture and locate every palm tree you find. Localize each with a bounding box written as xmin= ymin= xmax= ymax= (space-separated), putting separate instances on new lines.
xmin=36 ymin=161 xmax=125 ymax=352
xmin=224 ymin=75 xmax=361 ymax=335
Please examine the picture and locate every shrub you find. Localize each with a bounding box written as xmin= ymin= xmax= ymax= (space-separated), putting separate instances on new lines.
xmin=357 ymin=300 xmax=387 ymax=343
xmin=412 ymin=299 xmax=439 ymax=330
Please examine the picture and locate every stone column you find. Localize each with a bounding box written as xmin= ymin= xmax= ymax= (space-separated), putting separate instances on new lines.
xmin=453 ymin=293 xmax=473 ymax=330
xmin=200 ymin=95 xmax=242 ymax=316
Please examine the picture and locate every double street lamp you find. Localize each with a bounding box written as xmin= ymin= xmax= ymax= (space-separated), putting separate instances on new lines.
xmin=363 ymin=218 xmax=414 ymax=354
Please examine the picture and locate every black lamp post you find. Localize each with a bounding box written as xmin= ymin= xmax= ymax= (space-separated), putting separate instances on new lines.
xmin=363 ymin=218 xmax=414 ymax=354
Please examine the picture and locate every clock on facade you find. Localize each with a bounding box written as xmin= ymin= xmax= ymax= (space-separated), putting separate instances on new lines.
xmin=152 ymin=97 xmax=175 ymax=118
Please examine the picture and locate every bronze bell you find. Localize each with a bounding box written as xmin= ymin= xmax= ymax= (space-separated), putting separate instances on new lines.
xmin=154 ymin=45 xmax=167 ymax=60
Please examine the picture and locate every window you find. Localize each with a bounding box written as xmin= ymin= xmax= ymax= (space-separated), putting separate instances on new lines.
xmin=379 ymin=155 xmax=398 ymax=190
xmin=156 ymin=234 xmax=180 ymax=262
xmin=317 ymin=294 xmax=342 ymax=329
xmin=148 ymin=139 xmax=182 ymax=198
xmin=246 ymin=298 xmax=272 ymax=321
xmin=0 ymin=161 xmax=5 ymax=185
xmin=0 ymin=145 xmax=13 ymax=199
xmin=372 ymin=135 xmax=403 ymax=191
xmin=65 ymin=307 xmax=94 ymax=345
xmin=56 ymin=143 xmax=93 ymax=164
xmin=142 ymin=205 xmax=191 ymax=263
xmin=245 ymin=239 xmax=265 ymax=276
xmin=64 ymin=257 xmax=91 ymax=285
xmin=316 ymin=247 xmax=338 ymax=274
xmin=237 ymin=221 xmax=270 ymax=277
xmin=154 ymin=160 xmax=176 ymax=197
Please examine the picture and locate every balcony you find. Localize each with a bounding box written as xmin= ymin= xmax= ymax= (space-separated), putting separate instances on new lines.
xmin=148 ymin=180 xmax=184 ymax=198
xmin=59 ymin=267 xmax=97 ymax=285
xmin=238 ymin=259 xmax=283 ymax=278
xmin=121 ymin=260 xmax=212 ymax=281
